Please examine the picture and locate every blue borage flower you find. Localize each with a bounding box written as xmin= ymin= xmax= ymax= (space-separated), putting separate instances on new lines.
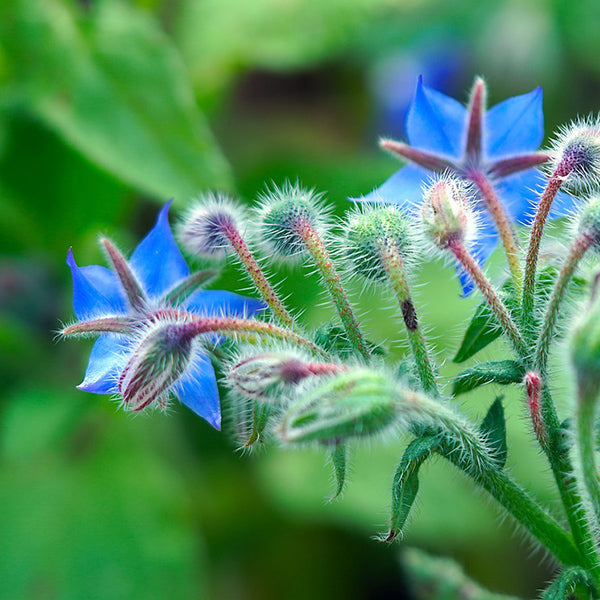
xmin=357 ymin=76 xmax=577 ymax=294
xmin=67 ymin=201 xmax=264 ymax=429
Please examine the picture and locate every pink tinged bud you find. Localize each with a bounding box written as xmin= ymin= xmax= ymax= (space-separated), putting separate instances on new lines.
xmin=524 ymin=372 xmax=546 ymax=442
xmin=228 ymin=352 xmax=344 ymax=401
xmin=552 ymin=121 xmax=600 ymax=188
xmin=178 ymin=193 xmax=245 ymax=258
xmin=118 ymin=322 xmax=195 ymax=411
xmin=421 ymin=177 xmax=475 ymax=249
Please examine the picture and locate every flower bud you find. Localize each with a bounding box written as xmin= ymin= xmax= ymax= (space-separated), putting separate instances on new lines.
xmin=178 ymin=192 xmax=246 ymax=258
xmin=279 ymin=369 xmax=397 ymax=444
xmin=577 ymin=196 xmax=600 ymax=249
xmin=227 ymin=351 xmax=344 ymax=401
xmin=343 ymin=206 xmax=413 ymax=281
xmin=421 ymin=177 xmax=475 ymax=249
xmin=256 ymin=182 xmax=328 ymax=259
xmin=551 ymin=120 xmax=600 ymax=190
xmin=118 ymin=321 xmax=195 ymax=411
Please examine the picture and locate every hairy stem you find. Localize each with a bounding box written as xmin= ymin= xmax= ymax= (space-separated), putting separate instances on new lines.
xmin=448 ymin=238 xmax=526 ymax=357
xmin=223 ymin=223 xmax=296 ymax=328
xmin=535 ymin=233 xmax=593 ymax=375
xmin=378 ymin=241 xmax=439 ymax=396
xmin=522 ymin=163 xmax=572 ymax=332
xmin=297 ymin=221 xmax=371 ymax=359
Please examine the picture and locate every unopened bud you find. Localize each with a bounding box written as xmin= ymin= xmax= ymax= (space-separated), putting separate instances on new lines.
xmin=279 ymin=369 xmax=397 ymax=444
xmin=256 ymin=182 xmax=328 ymax=259
xmin=344 ymin=206 xmax=412 ymax=281
xmin=577 ymin=196 xmax=600 ymax=249
xmin=552 ymin=120 xmax=600 ymax=190
xmin=421 ymin=177 xmax=475 ymax=249
xmin=118 ymin=321 xmax=195 ymax=411
xmin=227 ymin=352 xmax=343 ymax=401
xmin=178 ymin=193 xmax=246 ymax=258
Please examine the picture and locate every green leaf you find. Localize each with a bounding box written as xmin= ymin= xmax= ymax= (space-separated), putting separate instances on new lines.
xmin=388 ymin=435 xmax=441 ymax=540
xmin=453 ymin=268 xmax=586 ymax=363
xmin=453 ymin=299 xmax=504 ymax=363
xmin=453 ymin=360 xmax=524 ymax=396
xmin=329 ymin=443 xmax=347 ymax=501
xmin=402 ymin=547 xmax=522 ymax=600
xmin=541 ymin=567 xmax=594 ymax=599
xmin=1 ymin=0 xmax=231 ymax=204
xmin=479 ymin=397 xmax=507 ymax=469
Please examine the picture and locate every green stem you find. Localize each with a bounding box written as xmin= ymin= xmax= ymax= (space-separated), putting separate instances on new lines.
xmin=297 ymin=222 xmax=371 ymax=360
xmin=466 ymin=459 xmax=581 ymax=567
xmin=576 ymin=380 xmax=600 ymax=531
xmin=223 ymin=223 xmax=296 ymax=328
xmin=378 ymin=240 xmax=439 ymax=396
xmin=448 ymin=238 xmax=527 ymax=357
xmin=468 ymin=170 xmax=523 ymax=291
xmin=535 ymin=233 xmax=593 ymax=375
xmin=522 ymin=163 xmax=572 ymax=334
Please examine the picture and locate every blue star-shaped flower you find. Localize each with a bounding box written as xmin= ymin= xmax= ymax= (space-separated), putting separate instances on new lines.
xmin=67 ymin=202 xmax=264 ymax=429
xmin=359 ymin=76 xmax=576 ymax=294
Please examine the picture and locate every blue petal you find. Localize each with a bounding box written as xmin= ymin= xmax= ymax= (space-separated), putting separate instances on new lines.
xmin=185 ymin=290 xmax=266 ymax=317
xmin=405 ymin=76 xmax=466 ymax=158
xmin=172 ymin=352 xmax=221 ymax=429
xmin=486 ymin=88 xmax=544 ymax=158
xmin=458 ymin=224 xmax=498 ymax=297
xmin=129 ymin=201 xmax=190 ymax=298
xmin=495 ymin=169 xmax=547 ymax=226
xmin=67 ymin=249 xmax=127 ymax=320
xmin=77 ymin=333 xmax=129 ymax=394
xmin=353 ymin=164 xmax=431 ymax=212
xmin=549 ymin=190 xmax=579 ymax=219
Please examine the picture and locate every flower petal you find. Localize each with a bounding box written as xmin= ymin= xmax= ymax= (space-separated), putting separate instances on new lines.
xmin=352 ymin=164 xmax=431 ymax=212
xmin=405 ymin=76 xmax=466 ymax=158
xmin=67 ymin=249 xmax=127 ymax=320
xmin=185 ymin=290 xmax=266 ymax=317
xmin=172 ymin=352 xmax=221 ymax=429
xmin=129 ymin=201 xmax=190 ymax=298
xmin=494 ymin=168 xmax=547 ymax=226
xmin=77 ymin=333 xmax=129 ymax=394
xmin=486 ymin=88 xmax=544 ymax=158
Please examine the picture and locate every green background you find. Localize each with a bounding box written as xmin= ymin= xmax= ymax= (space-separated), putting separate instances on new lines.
xmin=1 ymin=0 xmax=599 ymax=598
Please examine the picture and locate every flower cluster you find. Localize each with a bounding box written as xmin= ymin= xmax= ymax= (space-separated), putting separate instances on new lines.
xmin=62 ymin=78 xmax=600 ymax=597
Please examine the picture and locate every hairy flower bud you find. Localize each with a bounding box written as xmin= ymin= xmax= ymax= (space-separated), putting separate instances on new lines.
xmin=577 ymin=196 xmax=600 ymax=250
xmin=118 ymin=321 xmax=195 ymax=411
xmin=178 ymin=192 xmax=246 ymax=258
xmin=227 ymin=351 xmax=344 ymax=401
xmin=551 ymin=119 xmax=600 ymax=190
xmin=279 ymin=369 xmax=397 ymax=444
xmin=421 ymin=177 xmax=475 ymax=249
xmin=343 ymin=206 xmax=412 ymax=281
xmin=256 ymin=182 xmax=328 ymax=259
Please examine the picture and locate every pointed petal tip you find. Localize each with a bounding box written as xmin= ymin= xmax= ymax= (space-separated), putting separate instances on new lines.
xmin=66 ymin=247 xmax=76 ymax=267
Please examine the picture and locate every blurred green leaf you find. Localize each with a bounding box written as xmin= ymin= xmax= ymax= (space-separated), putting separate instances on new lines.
xmin=453 ymin=360 xmax=524 ymax=396
xmin=1 ymin=0 xmax=231 ymax=204
xmin=0 ymin=387 xmax=206 ymax=600
xmin=402 ymin=547 xmax=521 ymax=600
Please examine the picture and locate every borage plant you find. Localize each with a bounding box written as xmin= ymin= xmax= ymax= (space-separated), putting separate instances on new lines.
xmin=62 ymin=78 xmax=600 ymax=599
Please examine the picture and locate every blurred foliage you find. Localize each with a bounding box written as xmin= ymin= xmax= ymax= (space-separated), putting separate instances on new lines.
xmin=2 ymin=0 xmax=600 ymax=597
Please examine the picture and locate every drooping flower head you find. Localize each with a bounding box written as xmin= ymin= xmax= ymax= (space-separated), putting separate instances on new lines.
xmin=66 ymin=202 xmax=264 ymax=429
xmin=357 ymin=76 xmax=576 ymax=294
